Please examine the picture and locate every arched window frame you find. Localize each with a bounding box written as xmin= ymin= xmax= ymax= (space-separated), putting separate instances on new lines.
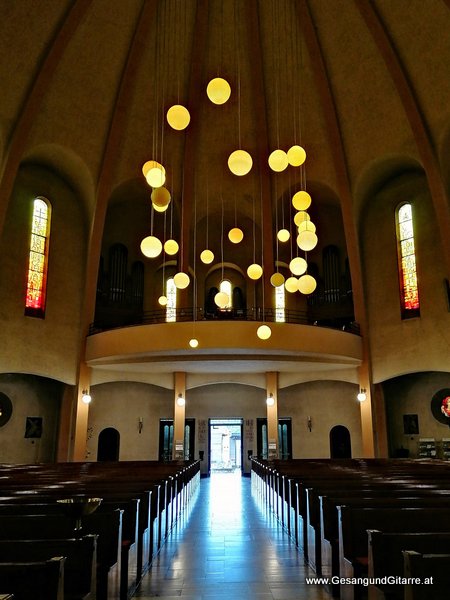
xmin=166 ymin=277 xmax=177 ymax=322
xmin=219 ymin=279 xmax=232 ymax=310
xmin=396 ymin=202 xmax=420 ymax=319
xmin=25 ymin=197 xmax=51 ymax=318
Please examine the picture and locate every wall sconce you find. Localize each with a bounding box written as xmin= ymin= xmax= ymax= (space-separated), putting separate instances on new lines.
xmin=177 ymin=393 xmax=185 ymax=407
xmin=81 ymin=389 xmax=92 ymax=404
xmin=307 ymin=416 xmax=312 ymax=432
xmin=357 ymin=388 xmax=367 ymax=402
xmin=266 ymin=393 xmax=275 ymax=406
xmin=138 ymin=417 xmax=143 ymax=434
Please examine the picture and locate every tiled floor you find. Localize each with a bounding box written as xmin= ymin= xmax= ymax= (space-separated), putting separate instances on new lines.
xmin=134 ymin=470 xmax=329 ymax=599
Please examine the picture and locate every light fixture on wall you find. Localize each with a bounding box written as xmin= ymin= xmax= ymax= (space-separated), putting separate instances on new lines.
xmin=266 ymin=393 xmax=275 ymax=406
xmin=357 ymin=388 xmax=367 ymax=402
xmin=138 ymin=417 xmax=143 ymax=434
xmin=81 ymin=390 xmax=92 ymax=404
xmin=177 ymin=393 xmax=186 ymax=407
xmin=307 ymin=416 xmax=312 ymax=432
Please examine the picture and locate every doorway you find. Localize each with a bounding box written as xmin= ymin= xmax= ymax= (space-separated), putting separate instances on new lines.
xmin=209 ymin=418 xmax=243 ymax=475
xmin=329 ymin=425 xmax=352 ymax=458
xmin=159 ymin=419 xmax=195 ymax=461
xmin=97 ymin=427 xmax=120 ymax=461
xmin=256 ymin=418 xmax=292 ymax=459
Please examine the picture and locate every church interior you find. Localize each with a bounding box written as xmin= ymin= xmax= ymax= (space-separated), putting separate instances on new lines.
xmin=0 ymin=0 xmax=450 ymax=597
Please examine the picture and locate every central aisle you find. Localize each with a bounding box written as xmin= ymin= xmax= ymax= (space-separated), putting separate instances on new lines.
xmin=134 ymin=471 xmax=328 ymax=599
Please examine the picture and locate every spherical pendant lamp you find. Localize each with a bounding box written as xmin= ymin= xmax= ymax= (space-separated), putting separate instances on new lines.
xmin=189 ymin=338 xmax=199 ymax=348
xmin=277 ymin=229 xmax=290 ymax=242
xmin=292 ymin=190 xmax=312 ymax=211
xmin=173 ymin=271 xmax=190 ymax=289
xmin=298 ymin=274 xmax=317 ymax=295
xmin=158 ymin=295 xmax=168 ymax=306
xmin=228 ymin=227 xmax=244 ymax=243
xmin=152 ymin=202 xmax=169 ymax=213
xmin=207 ymin=77 xmax=231 ymax=104
xmin=141 ymin=235 xmax=162 ymax=258
xmin=285 ymin=276 xmax=299 ymax=293
xmin=144 ymin=161 xmax=166 ymax=188
xmin=200 ymin=249 xmax=214 ymax=264
xmin=294 ymin=211 xmax=311 ymax=226
xmin=287 ymin=145 xmax=306 ymax=166
xmin=151 ymin=186 xmax=171 ymax=208
xmin=164 ymin=239 xmax=179 ymax=255
xmin=247 ymin=263 xmax=263 ymax=280
xmin=297 ymin=230 xmax=318 ymax=251
xmin=214 ymin=291 xmax=230 ymax=308
xmin=257 ymin=324 xmax=272 ymax=340
xmin=298 ymin=220 xmax=316 ymax=233
xmin=167 ymin=104 xmax=190 ymax=130
xmin=268 ymin=149 xmax=289 ymax=172
xmin=289 ymin=256 xmax=307 ymax=276
xmin=270 ymin=272 xmax=285 ymax=287
xmin=228 ymin=150 xmax=253 ymax=176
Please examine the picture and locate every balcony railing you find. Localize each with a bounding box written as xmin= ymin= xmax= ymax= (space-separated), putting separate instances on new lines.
xmin=88 ymin=306 xmax=360 ymax=336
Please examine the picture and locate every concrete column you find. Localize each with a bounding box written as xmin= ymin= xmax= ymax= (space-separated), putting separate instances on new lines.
xmin=173 ymin=372 xmax=186 ymax=460
xmin=359 ymin=364 xmax=375 ymax=457
xmin=72 ymin=362 xmax=91 ymax=461
xmin=266 ymin=371 xmax=279 ymax=459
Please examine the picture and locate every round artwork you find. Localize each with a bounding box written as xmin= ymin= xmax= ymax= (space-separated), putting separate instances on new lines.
xmin=0 ymin=392 xmax=13 ymax=427
xmin=430 ymin=388 xmax=450 ymax=426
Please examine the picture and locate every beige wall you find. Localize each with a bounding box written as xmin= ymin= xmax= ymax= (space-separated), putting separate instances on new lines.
xmin=0 ymin=374 xmax=62 ymax=463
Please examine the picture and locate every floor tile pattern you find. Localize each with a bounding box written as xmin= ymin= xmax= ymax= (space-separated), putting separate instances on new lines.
xmin=134 ymin=471 xmax=329 ymax=599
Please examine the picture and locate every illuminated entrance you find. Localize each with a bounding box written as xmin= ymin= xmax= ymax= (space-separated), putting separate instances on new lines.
xmin=209 ymin=418 xmax=243 ymax=475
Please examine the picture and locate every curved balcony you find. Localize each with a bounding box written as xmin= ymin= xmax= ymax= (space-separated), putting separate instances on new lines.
xmin=86 ymin=308 xmax=362 ymax=378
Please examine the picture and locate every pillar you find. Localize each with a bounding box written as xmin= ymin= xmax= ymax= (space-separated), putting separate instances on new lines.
xmin=266 ymin=371 xmax=279 ymax=459
xmin=173 ymin=372 xmax=186 ymax=460
xmin=359 ymin=364 xmax=375 ymax=457
xmin=72 ymin=361 xmax=91 ymax=461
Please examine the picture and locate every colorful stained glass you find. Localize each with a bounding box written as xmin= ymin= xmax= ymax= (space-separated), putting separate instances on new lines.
xmin=25 ymin=198 xmax=50 ymax=314
xmin=397 ymin=202 xmax=419 ymax=313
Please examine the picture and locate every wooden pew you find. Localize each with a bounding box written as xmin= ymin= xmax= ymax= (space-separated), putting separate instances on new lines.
xmin=403 ymin=551 xmax=450 ymax=600
xmin=0 ymin=511 xmax=122 ymax=600
xmin=0 ymin=556 xmax=65 ymax=600
xmin=338 ymin=506 xmax=450 ymax=600
xmin=0 ymin=536 xmax=97 ymax=600
xmin=367 ymin=530 xmax=450 ymax=600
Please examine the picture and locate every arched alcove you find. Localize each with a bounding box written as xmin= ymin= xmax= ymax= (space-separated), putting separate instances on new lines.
xmin=97 ymin=427 xmax=120 ymax=461
xmin=329 ymin=425 xmax=352 ymax=458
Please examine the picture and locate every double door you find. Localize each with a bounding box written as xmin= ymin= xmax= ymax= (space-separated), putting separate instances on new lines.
xmin=159 ymin=419 xmax=195 ymax=461
xmin=256 ymin=418 xmax=292 ymax=460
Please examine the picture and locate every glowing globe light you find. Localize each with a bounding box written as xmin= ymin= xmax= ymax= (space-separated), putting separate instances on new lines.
xmin=151 ymin=186 xmax=171 ymax=208
xmin=257 ymin=324 xmax=272 ymax=340
xmin=297 ymin=230 xmax=318 ymax=251
xmin=277 ymin=229 xmax=290 ymax=242
xmin=214 ymin=291 xmax=230 ymax=308
xmin=247 ymin=263 xmax=263 ymax=280
xmin=292 ymin=190 xmax=312 ymax=211
xmin=141 ymin=235 xmax=162 ymax=258
xmin=152 ymin=202 xmax=169 ymax=213
xmin=289 ymin=256 xmax=307 ymax=276
xmin=228 ymin=150 xmax=253 ymax=176
xmin=167 ymin=104 xmax=190 ymax=130
xmin=158 ymin=295 xmax=168 ymax=306
xmin=173 ymin=271 xmax=190 ymax=289
xmin=200 ymin=249 xmax=214 ymax=264
xmin=143 ymin=161 xmax=166 ymax=188
xmin=285 ymin=276 xmax=299 ymax=293
xmin=298 ymin=274 xmax=317 ymax=295
xmin=207 ymin=77 xmax=231 ymax=104
xmin=294 ymin=211 xmax=311 ymax=226
xmin=164 ymin=239 xmax=179 ymax=255
xmin=287 ymin=145 xmax=306 ymax=166
xmin=81 ymin=392 xmax=92 ymax=404
xmin=228 ymin=227 xmax=244 ymax=243
xmin=189 ymin=338 xmax=199 ymax=348
xmin=298 ymin=220 xmax=316 ymax=233
xmin=268 ymin=149 xmax=289 ymax=172
xmin=270 ymin=272 xmax=285 ymax=287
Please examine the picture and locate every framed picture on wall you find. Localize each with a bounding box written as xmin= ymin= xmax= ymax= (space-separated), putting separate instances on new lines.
xmin=403 ymin=414 xmax=419 ymax=435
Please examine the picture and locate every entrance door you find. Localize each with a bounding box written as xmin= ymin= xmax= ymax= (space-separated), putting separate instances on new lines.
xmin=209 ymin=418 xmax=243 ymax=475
xmin=256 ymin=418 xmax=292 ymax=459
xmin=329 ymin=425 xmax=352 ymax=458
xmin=159 ymin=418 xmax=195 ymax=461
xmin=97 ymin=427 xmax=120 ymax=461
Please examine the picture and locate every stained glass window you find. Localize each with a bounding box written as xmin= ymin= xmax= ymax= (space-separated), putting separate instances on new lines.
xmin=396 ymin=203 xmax=420 ymax=317
xmin=166 ymin=277 xmax=177 ymax=322
xmin=275 ymin=284 xmax=285 ymax=322
xmin=25 ymin=198 xmax=51 ymax=317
